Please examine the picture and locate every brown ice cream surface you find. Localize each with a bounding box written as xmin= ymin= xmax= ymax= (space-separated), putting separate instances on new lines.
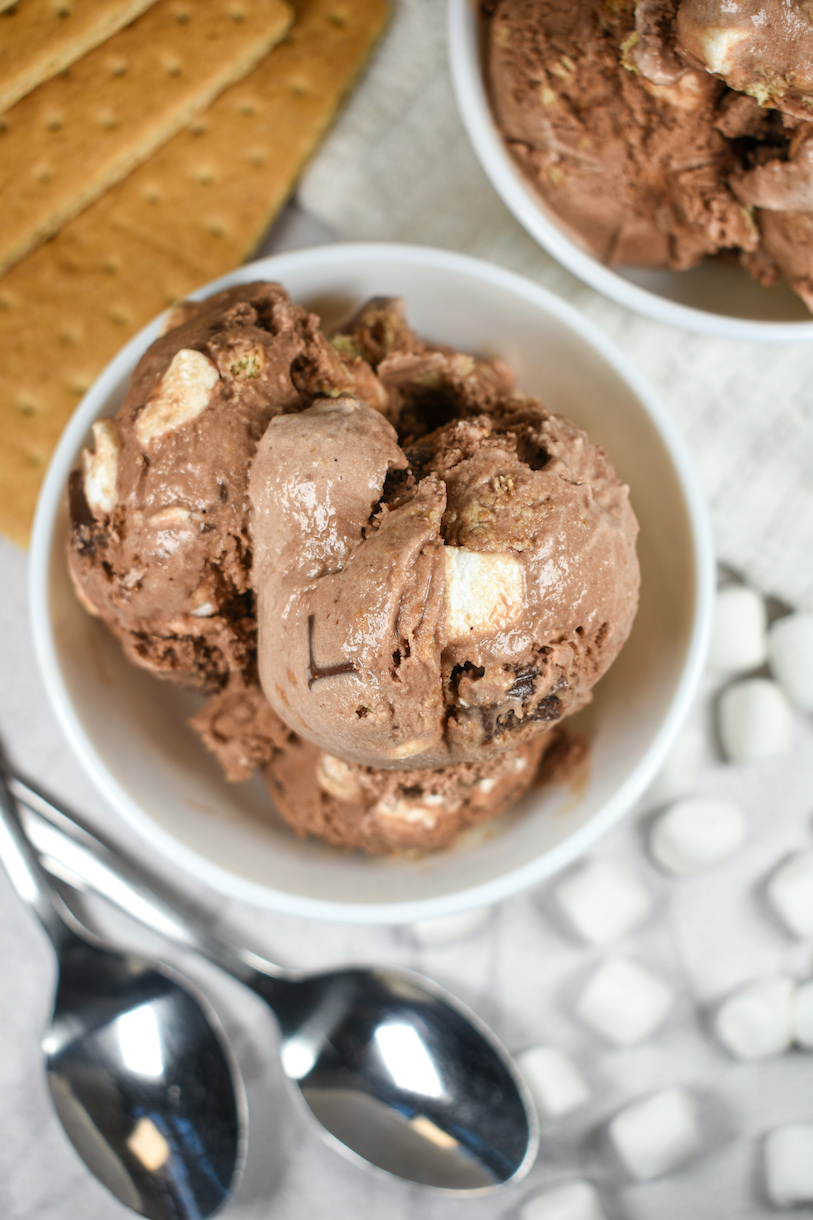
xmin=68 ymin=282 xmax=381 ymax=690
xmin=249 ymin=364 xmax=639 ymax=770
xmin=69 ymin=288 xmax=637 ymax=853
xmin=191 ymin=674 xmax=578 ymax=854
xmin=486 ymin=0 xmax=813 ymax=307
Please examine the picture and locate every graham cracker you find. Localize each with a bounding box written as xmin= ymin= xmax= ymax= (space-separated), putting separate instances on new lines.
xmin=100 ymin=0 xmax=389 ymax=279
xmin=0 ymin=0 xmax=159 ymax=115
xmin=0 ymin=0 xmax=292 ymax=275
xmin=0 ymin=0 xmax=387 ymax=547
xmin=0 ymin=215 xmax=205 ymax=545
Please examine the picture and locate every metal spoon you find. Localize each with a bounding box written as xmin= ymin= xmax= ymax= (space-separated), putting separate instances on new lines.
xmin=0 ymin=770 xmax=243 ymax=1220
xmin=10 ymin=772 xmax=538 ymax=1194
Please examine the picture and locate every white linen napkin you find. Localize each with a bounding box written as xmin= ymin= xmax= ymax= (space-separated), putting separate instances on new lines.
xmin=298 ymin=0 xmax=813 ymax=610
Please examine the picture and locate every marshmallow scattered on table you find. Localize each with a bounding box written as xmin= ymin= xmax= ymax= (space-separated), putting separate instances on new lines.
xmin=577 ymin=957 xmax=674 ymax=1047
xmin=792 ymin=980 xmax=813 ymax=1048
xmin=766 ymin=849 xmax=813 ymax=940
xmin=650 ymin=796 xmax=746 ymax=876
xmin=555 ymin=857 xmax=652 ymax=945
xmin=714 ymin=977 xmax=795 ymax=1059
xmin=410 ymin=905 xmax=491 ymax=945
xmin=609 ymin=1087 xmax=701 ymax=1181
xmin=515 ymin=1046 xmax=590 ymax=1121
xmin=520 ymin=1180 xmax=606 ymax=1220
xmin=764 ymin=1124 xmax=813 ymax=1207
xmin=708 ymin=585 xmax=767 ymax=674
xmin=645 ymin=723 xmax=704 ymax=805
xmin=768 ymin=612 xmax=813 ymax=713
xmin=717 ymin=678 xmax=792 ymax=764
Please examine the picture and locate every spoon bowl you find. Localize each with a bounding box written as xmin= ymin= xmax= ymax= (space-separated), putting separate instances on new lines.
xmin=46 ymin=940 xmax=242 ymax=1220
xmin=0 ymin=771 xmax=244 ymax=1220
xmin=265 ymin=968 xmax=532 ymax=1190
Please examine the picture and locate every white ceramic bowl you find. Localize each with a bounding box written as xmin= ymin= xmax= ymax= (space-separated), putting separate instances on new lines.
xmin=448 ymin=0 xmax=813 ymax=342
xmin=30 ymin=244 xmax=714 ymax=923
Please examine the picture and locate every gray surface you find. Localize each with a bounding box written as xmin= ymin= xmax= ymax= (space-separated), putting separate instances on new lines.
xmin=2 ymin=208 xmax=813 ymax=1219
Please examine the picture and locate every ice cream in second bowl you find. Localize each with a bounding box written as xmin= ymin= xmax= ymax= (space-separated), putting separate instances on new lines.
xmin=66 ymin=279 xmax=639 ymax=855
xmin=485 ymin=0 xmax=813 ymax=312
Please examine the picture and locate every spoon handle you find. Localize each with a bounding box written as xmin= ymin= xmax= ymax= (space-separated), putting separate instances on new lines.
xmin=0 ymin=769 xmax=77 ymax=952
xmin=6 ymin=772 xmax=284 ymax=989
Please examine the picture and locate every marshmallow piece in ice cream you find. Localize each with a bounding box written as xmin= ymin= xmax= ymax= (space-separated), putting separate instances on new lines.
xmin=135 ymin=349 xmax=220 ymax=447
xmin=444 ymin=547 xmax=524 ymax=639
xmin=714 ymin=976 xmax=795 ymax=1059
xmin=250 ymin=390 xmax=639 ymax=769
xmin=81 ymin=419 xmax=121 ymax=516
xmin=764 ymin=1124 xmax=813 ymax=1207
xmin=609 ymin=1087 xmax=701 ymax=1181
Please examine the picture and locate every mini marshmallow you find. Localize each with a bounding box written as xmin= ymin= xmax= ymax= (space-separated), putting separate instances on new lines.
xmin=645 ymin=723 xmax=704 ymax=805
xmin=410 ymin=905 xmax=491 ymax=945
xmin=708 ymin=585 xmax=767 ymax=674
xmin=714 ymin=976 xmax=794 ymax=1059
xmin=516 ymin=1046 xmax=590 ymax=1121
xmin=577 ymin=958 xmax=674 ymax=1047
xmin=717 ymin=678 xmax=792 ymax=764
xmin=444 ymin=547 xmax=524 ymax=639
xmin=699 ymin=25 xmax=751 ymax=76
xmin=555 ymin=857 xmax=652 ymax=945
xmin=764 ymin=1123 xmax=813 ymax=1207
xmin=766 ymin=848 xmax=813 ymax=940
xmin=136 ymin=348 xmax=220 ymax=446
xmin=520 ymin=1180 xmax=606 ymax=1220
xmin=792 ymin=980 xmax=813 ymax=1048
xmin=609 ymin=1087 xmax=700 ymax=1181
xmin=768 ymin=612 xmax=813 ymax=713
xmin=650 ymin=796 xmax=746 ymax=876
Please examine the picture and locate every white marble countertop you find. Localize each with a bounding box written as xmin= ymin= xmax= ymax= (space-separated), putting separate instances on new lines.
xmin=2 ymin=208 xmax=813 ymax=1220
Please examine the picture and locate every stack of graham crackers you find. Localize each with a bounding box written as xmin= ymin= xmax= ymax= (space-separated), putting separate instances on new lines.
xmin=0 ymin=0 xmax=387 ymax=545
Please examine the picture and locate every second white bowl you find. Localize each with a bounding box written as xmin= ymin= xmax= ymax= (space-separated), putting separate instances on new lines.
xmin=30 ymin=243 xmax=714 ymax=923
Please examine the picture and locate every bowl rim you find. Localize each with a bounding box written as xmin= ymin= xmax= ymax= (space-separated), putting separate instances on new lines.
xmin=446 ymin=0 xmax=813 ymax=344
xmin=30 ymin=242 xmax=715 ymax=923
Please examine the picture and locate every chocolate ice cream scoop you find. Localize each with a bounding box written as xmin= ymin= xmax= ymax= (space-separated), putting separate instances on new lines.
xmin=676 ymin=0 xmax=813 ymax=117
xmin=485 ymin=0 xmax=813 ymax=310
xmin=189 ymin=674 xmax=576 ymax=854
xmin=249 ymin=392 xmax=639 ymax=770
xmin=67 ymin=282 xmax=379 ymax=690
xmin=487 ymin=0 xmax=755 ymax=271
